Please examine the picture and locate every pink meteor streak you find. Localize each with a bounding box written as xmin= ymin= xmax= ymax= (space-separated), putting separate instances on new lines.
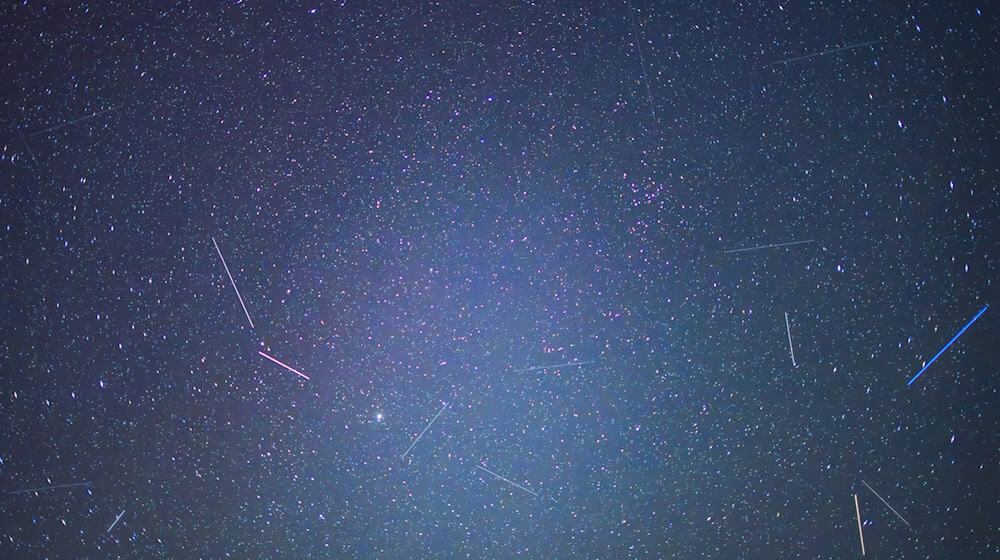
xmin=258 ymin=351 xmax=310 ymax=380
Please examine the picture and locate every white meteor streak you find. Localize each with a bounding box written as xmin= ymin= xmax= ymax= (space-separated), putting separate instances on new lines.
xmin=401 ymin=402 xmax=448 ymax=459
xmin=626 ymin=0 xmax=656 ymax=122
xmin=723 ymin=239 xmax=814 ymax=254
xmin=28 ymin=105 xmax=123 ymax=137
xmin=258 ymin=351 xmax=310 ymax=380
xmin=107 ymin=509 xmax=125 ymax=533
xmin=785 ymin=312 xmax=797 ymax=367
xmin=212 ymin=236 xmax=255 ymax=329
xmin=515 ymin=360 xmax=595 ymax=372
xmin=854 ymin=494 xmax=866 ymax=556
xmin=861 ymin=480 xmax=910 ymax=527
xmin=771 ymin=40 xmax=882 ymax=65
xmin=476 ymin=464 xmax=538 ymax=496
xmin=7 ymin=481 xmax=92 ymax=494
xmin=4 ymin=106 xmax=39 ymax=166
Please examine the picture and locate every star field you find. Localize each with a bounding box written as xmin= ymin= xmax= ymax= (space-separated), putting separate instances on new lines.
xmin=2 ymin=1 xmax=998 ymax=558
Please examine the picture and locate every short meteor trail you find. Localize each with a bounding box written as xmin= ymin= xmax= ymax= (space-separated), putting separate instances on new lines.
xmin=212 ymin=236 xmax=255 ymax=329
xmin=772 ymin=40 xmax=883 ymax=65
xmin=401 ymin=402 xmax=448 ymax=459
xmin=723 ymin=239 xmax=814 ymax=254
xmin=258 ymin=351 xmax=310 ymax=380
xmin=4 ymin=106 xmax=39 ymax=166
xmin=854 ymin=494 xmax=866 ymax=556
xmin=476 ymin=464 xmax=538 ymax=496
xmin=28 ymin=105 xmax=123 ymax=137
xmin=861 ymin=480 xmax=910 ymax=527
xmin=515 ymin=360 xmax=595 ymax=372
xmin=785 ymin=312 xmax=797 ymax=367
xmin=107 ymin=509 xmax=125 ymax=533
xmin=7 ymin=481 xmax=92 ymax=494
xmin=907 ymin=304 xmax=988 ymax=386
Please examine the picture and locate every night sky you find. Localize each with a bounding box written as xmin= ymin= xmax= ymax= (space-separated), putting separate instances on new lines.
xmin=2 ymin=1 xmax=998 ymax=558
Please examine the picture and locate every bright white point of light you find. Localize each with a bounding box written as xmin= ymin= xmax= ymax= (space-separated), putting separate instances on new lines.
xmin=376 ymin=413 xmax=383 ymax=422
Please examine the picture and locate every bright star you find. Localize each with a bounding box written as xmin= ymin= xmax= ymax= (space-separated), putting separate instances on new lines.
xmin=376 ymin=412 xmax=383 ymax=422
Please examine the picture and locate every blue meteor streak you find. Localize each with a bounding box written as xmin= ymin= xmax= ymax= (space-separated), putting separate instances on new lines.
xmin=908 ymin=304 xmax=989 ymax=386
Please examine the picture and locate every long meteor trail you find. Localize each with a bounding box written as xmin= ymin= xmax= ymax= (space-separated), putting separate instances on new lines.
xmin=401 ymin=402 xmax=448 ymax=459
xmin=723 ymin=239 xmax=814 ymax=254
xmin=626 ymin=0 xmax=656 ymax=122
xmin=907 ymin=304 xmax=988 ymax=386
xmin=258 ymin=351 xmax=310 ymax=380
xmin=861 ymin=480 xmax=910 ymax=527
xmin=772 ymin=40 xmax=882 ymax=65
xmin=212 ymin=236 xmax=255 ymax=329
xmin=107 ymin=509 xmax=125 ymax=533
xmin=28 ymin=105 xmax=123 ymax=137
xmin=476 ymin=464 xmax=538 ymax=496
xmin=784 ymin=312 xmax=797 ymax=367
xmin=854 ymin=494 xmax=866 ymax=556
xmin=7 ymin=481 xmax=92 ymax=494
xmin=515 ymin=360 xmax=595 ymax=372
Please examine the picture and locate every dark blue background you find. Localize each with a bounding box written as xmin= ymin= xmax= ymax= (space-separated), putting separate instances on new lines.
xmin=2 ymin=1 xmax=997 ymax=558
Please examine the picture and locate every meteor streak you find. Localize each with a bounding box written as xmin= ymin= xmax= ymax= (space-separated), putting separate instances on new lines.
xmin=861 ymin=480 xmax=910 ymax=527
xmin=212 ymin=237 xmax=255 ymax=329
xmin=785 ymin=312 xmax=797 ymax=367
xmin=771 ymin=40 xmax=882 ymax=65
xmin=476 ymin=464 xmax=538 ymax=496
xmin=515 ymin=360 xmax=595 ymax=372
xmin=258 ymin=351 xmax=310 ymax=380
xmin=854 ymin=494 xmax=866 ymax=556
xmin=7 ymin=481 xmax=92 ymax=494
xmin=28 ymin=105 xmax=123 ymax=137
xmin=908 ymin=304 xmax=988 ymax=386
xmin=723 ymin=239 xmax=814 ymax=254
xmin=107 ymin=509 xmax=125 ymax=533
xmin=401 ymin=402 xmax=448 ymax=459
